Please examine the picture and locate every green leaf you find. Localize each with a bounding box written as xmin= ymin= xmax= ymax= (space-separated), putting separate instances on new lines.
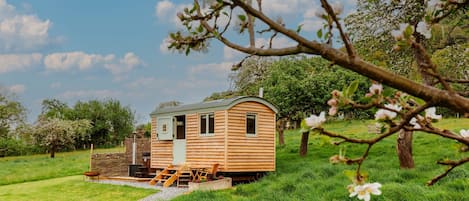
xmin=345 ymin=80 xmax=359 ymax=98
xmin=222 ymin=11 xmax=229 ymax=17
xmin=190 ymin=4 xmax=198 ymax=14
xmin=317 ymin=29 xmax=323 ymax=38
xmin=382 ymin=87 xmax=394 ymax=97
xmin=296 ymin=24 xmax=303 ymax=33
xmin=318 ymin=135 xmax=331 ymax=146
xmin=197 ymin=25 xmax=204 ymax=33
xmin=213 ymin=30 xmax=220 ymax=39
xmin=344 ymin=170 xmax=356 ymax=182
xmin=185 ymin=47 xmax=191 ymax=56
xmin=403 ymin=25 xmax=414 ymax=39
xmin=300 ymin=119 xmax=310 ymax=133
xmin=238 ymin=14 xmax=246 ymax=22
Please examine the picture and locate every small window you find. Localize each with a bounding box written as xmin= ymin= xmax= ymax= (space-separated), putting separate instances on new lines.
xmin=200 ymin=113 xmax=215 ymax=136
xmin=246 ymin=113 xmax=256 ymax=136
xmin=162 ymin=124 xmax=167 ymax=132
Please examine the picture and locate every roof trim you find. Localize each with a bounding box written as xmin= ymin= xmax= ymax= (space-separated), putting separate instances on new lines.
xmin=150 ymin=96 xmax=278 ymax=116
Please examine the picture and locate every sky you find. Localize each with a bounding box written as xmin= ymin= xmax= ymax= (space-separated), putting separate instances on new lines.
xmin=0 ymin=0 xmax=356 ymax=124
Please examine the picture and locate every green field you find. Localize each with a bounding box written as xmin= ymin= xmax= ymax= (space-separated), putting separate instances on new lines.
xmin=174 ymin=118 xmax=469 ymax=201
xmin=0 ymin=175 xmax=156 ymax=201
xmin=0 ymin=147 xmax=124 ymax=186
xmin=0 ymin=119 xmax=468 ymax=201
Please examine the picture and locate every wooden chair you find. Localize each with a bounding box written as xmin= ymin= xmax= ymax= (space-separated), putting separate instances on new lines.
xmin=199 ymin=163 xmax=219 ymax=181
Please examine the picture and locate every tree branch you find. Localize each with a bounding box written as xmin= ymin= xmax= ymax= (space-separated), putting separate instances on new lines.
xmin=427 ymin=157 xmax=469 ymax=186
xmin=230 ymin=0 xmax=469 ymax=113
xmin=320 ymin=0 xmax=356 ymax=58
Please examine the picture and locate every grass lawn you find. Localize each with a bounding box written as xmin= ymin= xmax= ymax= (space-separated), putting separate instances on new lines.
xmin=0 ymin=175 xmax=157 ymax=201
xmin=174 ymin=118 xmax=469 ymax=201
xmin=0 ymin=147 xmax=124 ymax=185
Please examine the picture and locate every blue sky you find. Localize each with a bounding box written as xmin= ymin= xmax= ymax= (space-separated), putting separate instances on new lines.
xmin=0 ymin=0 xmax=356 ymax=124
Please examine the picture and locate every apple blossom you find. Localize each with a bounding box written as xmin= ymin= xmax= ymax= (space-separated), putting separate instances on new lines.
xmin=305 ymin=111 xmax=326 ymax=129
xmin=425 ymin=107 xmax=442 ymax=120
xmin=409 ymin=117 xmax=422 ymax=129
xmin=460 ymin=129 xmax=469 ymax=138
xmin=369 ymin=83 xmax=383 ymax=95
xmin=391 ymin=23 xmax=412 ymax=41
xmin=329 ymin=106 xmax=338 ymax=116
xmin=349 ymin=182 xmax=382 ymax=201
xmin=375 ymin=104 xmax=402 ymax=120
xmin=416 ymin=21 xmax=431 ymax=39
xmin=328 ymin=98 xmax=338 ymax=107
xmin=332 ymin=90 xmax=342 ymax=97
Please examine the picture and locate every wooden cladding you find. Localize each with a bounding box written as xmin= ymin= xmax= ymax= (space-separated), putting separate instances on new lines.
xmin=150 ymin=116 xmax=173 ymax=168
xmin=227 ymin=101 xmax=276 ymax=171
xmin=150 ymin=100 xmax=276 ymax=172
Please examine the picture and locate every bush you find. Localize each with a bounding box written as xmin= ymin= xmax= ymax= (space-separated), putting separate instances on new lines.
xmin=0 ymin=138 xmax=45 ymax=157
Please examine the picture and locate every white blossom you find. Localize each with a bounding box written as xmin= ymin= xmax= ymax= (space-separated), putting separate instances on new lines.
xmin=460 ymin=129 xmax=469 ymax=138
xmin=416 ymin=21 xmax=432 ymax=39
xmin=391 ymin=23 xmax=412 ymax=40
xmin=409 ymin=117 xmax=421 ymax=129
xmin=427 ymin=0 xmax=443 ymax=11
xmin=369 ymin=83 xmax=383 ymax=95
xmin=425 ymin=107 xmax=442 ymax=120
xmin=305 ymin=111 xmax=326 ymax=129
xmin=349 ymin=182 xmax=382 ymax=201
xmin=375 ymin=104 xmax=402 ymax=120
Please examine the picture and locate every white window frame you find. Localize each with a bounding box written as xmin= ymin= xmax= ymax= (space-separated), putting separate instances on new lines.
xmin=246 ymin=113 xmax=257 ymax=136
xmin=200 ymin=113 xmax=215 ymax=136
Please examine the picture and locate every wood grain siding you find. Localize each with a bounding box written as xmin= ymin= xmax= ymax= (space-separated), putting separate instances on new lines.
xmin=227 ymin=101 xmax=276 ymax=172
xmin=185 ymin=112 xmax=226 ymax=170
xmin=150 ymin=116 xmax=173 ymax=169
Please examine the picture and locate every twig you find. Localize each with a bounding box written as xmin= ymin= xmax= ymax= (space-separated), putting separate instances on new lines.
xmin=427 ymin=157 xmax=469 ymax=186
xmin=320 ymin=0 xmax=356 ymax=58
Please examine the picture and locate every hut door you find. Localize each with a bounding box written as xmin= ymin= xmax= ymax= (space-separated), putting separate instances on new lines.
xmin=173 ymin=115 xmax=186 ymax=165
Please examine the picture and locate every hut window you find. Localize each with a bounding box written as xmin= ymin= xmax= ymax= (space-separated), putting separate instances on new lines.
xmin=246 ymin=113 xmax=256 ymax=136
xmin=200 ymin=113 xmax=214 ymax=135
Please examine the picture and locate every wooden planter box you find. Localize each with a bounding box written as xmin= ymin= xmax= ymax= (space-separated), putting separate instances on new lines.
xmin=188 ymin=177 xmax=232 ymax=192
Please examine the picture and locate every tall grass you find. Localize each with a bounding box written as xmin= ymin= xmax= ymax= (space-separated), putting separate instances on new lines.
xmin=174 ymin=118 xmax=469 ymax=201
xmin=0 ymin=147 xmax=124 ymax=185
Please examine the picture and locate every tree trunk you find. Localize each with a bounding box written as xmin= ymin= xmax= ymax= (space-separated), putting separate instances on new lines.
xmin=299 ymin=131 xmax=309 ymax=157
xmin=397 ymin=129 xmax=414 ymax=169
xmin=50 ymin=143 xmax=57 ymax=158
xmin=278 ymin=129 xmax=285 ymax=146
xmin=277 ymin=118 xmax=286 ymax=146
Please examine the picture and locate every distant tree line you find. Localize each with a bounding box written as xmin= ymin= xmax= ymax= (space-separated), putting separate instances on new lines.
xmin=0 ymin=94 xmax=135 ymax=157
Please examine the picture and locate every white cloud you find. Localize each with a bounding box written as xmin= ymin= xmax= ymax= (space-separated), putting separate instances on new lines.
xmin=260 ymin=0 xmax=311 ymax=16
xmin=189 ymin=62 xmax=233 ymax=79
xmin=44 ymin=51 xmax=113 ymax=71
xmin=0 ymin=0 xmax=53 ymax=52
xmin=0 ymin=84 xmax=26 ymax=94
xmin=155 ymin=0 xmax=175 ymax=19
xmin=44 ymin=51 xmax=143 ymax=78
xmin=255 ymin=37 xmax=296 ymax=49
xmin=4 ymin=84 xmax=25 ymax=94
xmin=224 ymin=46 xmax=243 ymax=60
xmin=0 ymin=53 xmax=42 ymax=74
xmin=0 ymin=0 xmax=15 ymax=19
xmin=57 ymin=89 xmax=122 ymax=100
xmin=104 ymin=52 xmax=143 ymax=75
xmin=300 ymin=19 xmax=323 ymax=32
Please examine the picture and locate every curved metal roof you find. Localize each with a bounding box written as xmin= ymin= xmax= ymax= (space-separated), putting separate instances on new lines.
xmin=150 ymin=96 xmax=278 ymax=116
